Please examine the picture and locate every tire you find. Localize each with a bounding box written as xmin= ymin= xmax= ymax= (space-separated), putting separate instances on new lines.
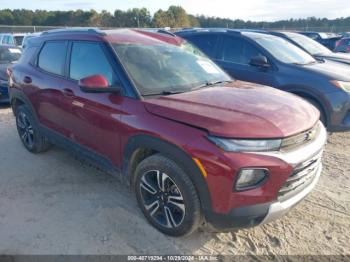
xmin=15 ymin=104 xmax=51 ymax=153
xmin=134 ymin=154 xmax=201 ymax=237
xmin=304 ymin=97 xmax=326 ymax=126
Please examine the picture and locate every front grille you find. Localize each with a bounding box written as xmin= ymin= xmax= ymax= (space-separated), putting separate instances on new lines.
xmin=278 ymin=152 xmax=322 ymax=201
xmin=281 ymin=122 xmax=321 ymax=151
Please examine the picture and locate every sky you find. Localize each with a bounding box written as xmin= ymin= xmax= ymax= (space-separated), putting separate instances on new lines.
xmin=0 ymin=0 xmax=349 ymax=21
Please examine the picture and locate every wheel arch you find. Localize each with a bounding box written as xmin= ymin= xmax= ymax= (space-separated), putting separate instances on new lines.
xmin=10 ymin=89 xmax=38 ymax=120
xmin=122 ymin=134 xmax=212 ymax=212
xmin=283 ymin=86 xmax=329 ymax=126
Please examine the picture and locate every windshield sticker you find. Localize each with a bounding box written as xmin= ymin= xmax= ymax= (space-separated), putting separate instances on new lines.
xmin=197 ymin=60 xmax=220 ymax=74
xmin=9 ymin=48 xmax=21 ymax=54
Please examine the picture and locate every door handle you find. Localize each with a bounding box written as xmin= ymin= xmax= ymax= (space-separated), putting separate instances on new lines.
xmin=63 ymin=88 xmax=75 ymax=97
xmin=23 ymin=76 xmax=32 ymax=84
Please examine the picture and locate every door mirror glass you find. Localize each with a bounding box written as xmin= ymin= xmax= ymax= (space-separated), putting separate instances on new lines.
xmin=249 ymin=55 xmax=270 ymax=68
xmin=79 ymin=74 xmax=120 ymax=93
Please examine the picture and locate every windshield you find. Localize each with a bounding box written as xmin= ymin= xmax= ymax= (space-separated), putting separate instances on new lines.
xmin=0 ymin=47 xmax=22 ymax=63
xmin=286 ymin=33 xmax=331 ymax=55
xmin=112 ymin=42 xmax=231 ymax=96
xmin=253 ymin=35 xmax=316 ymax=65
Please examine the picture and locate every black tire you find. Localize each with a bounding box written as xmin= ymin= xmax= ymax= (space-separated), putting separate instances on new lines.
xmin=15 ymin=104 xmax=51 ymax=153
xmin=134 ymin=154 xmax=201 ymax=237
xmin=304 ymin=97 xmax=326 ymax=126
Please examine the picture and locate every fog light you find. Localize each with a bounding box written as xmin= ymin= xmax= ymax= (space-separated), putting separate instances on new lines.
xmin=235 ymin=169 xmax=268 ymax=191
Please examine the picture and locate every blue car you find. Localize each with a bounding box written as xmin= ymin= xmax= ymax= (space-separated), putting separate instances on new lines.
xmin=176 ymin=28 xmax=350 ymax=132
xmin=298 ymin=31 xmax=341 ymax=51
xmin=261 ymin=31 xmax=350 ymax=66
xmin=0 ymin=45 xmax=22 ymax=104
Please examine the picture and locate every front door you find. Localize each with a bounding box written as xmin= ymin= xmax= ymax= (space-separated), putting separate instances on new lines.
xmin=215 ymin=35 xmax=277 ymax=87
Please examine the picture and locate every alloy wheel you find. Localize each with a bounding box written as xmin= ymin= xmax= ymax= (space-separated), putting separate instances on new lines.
xmin=139 ymin=170 xmax=186 ymax=228
xmin=17 ymin=111 xmax=34 ymax=148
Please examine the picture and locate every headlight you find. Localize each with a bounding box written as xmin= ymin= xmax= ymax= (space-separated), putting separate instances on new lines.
xmin=330 ymin=80 xmax=350 ymax=92
xmin=207 ymin=136 xmax=281 ymax=152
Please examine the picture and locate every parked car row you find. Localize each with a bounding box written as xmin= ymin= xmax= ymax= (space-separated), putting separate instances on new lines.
xmin=0 ymin=45 xmax=22 ymax=104
xmin=3 ymin=27 xmax=349 ymax=237
xmin=298 ymin=31 xmax=342 ymax=51
xmin=176 ymin=28 xmax=350 ymax=132
xmin=0 ymin=32 xmax=42 ymax=48
xmin=0 ymin=32 xmax=41 ymax=103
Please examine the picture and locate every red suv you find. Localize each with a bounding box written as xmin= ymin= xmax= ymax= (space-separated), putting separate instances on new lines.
xmin=8 ymin=28 xmax=327 ymax=236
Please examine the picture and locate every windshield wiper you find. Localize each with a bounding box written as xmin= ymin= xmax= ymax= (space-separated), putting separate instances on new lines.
xmin=206 ymin=80 xmax=232 ymax=86
xmin=142 ymin=90 xmax=187 ymax=97
xmin=191 ymin=80 xmax=232 ymax=91
xmin=292 ymin=61 xmax=318 ymax=66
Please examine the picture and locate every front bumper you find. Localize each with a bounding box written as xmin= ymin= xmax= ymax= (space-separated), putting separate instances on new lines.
xmin=261 ymin=163 xmax=321 ymax=224
xmin=206 ymin=163 xmax=322 ymax=230
xmin=205 ymin=122 xmax=327 ymax=230
xmin=325 ymin=91 xmax=350 ymax=132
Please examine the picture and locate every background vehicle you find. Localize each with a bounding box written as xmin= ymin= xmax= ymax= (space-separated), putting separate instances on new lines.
xmin=0 ymin=45 xmax=21 ymax=103
xmin=263 ymin=31 xmax=350 ymax=65
xmin=176 ymin=28 xmax=350 ymax=132
xmin=22 ymin=32 xmax=41 ymax=49
xmin=334 ymin=37 xmax=350 ymax=53
xmin=298 ymin=31 xmax=342 ymax=50
xmin=0 ymin=33 xmax=26 ymax=47
xmin=8 ymin=28 xmax=326 ymax=236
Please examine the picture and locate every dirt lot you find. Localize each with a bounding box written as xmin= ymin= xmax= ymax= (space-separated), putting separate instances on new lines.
xmin=0 ymin=105 xmax=349 ymax=255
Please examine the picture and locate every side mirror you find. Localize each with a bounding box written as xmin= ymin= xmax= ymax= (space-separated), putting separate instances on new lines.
xmin=79 ymin=74 xmax=120 ymax=93
xmin=249 ymin=56 xmax=271 ymax=68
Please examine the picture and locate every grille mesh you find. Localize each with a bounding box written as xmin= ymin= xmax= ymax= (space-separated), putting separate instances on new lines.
xmin=278 ymin=151 xmax=322 ymax=201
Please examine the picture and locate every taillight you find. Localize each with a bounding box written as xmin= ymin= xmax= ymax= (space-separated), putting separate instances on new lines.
xmin=347 ymin=46 xmax=350 ymax=52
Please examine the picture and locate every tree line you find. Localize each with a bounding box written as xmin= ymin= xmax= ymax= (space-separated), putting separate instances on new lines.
xmin=0 ymin=6 xmax=349 ymax=30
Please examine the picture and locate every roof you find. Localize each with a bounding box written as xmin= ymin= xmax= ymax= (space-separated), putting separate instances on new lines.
xmin=34 ymin=28 xmax=184 ymax=46
xmin=176 ymin=28 xmax=279 ymax=40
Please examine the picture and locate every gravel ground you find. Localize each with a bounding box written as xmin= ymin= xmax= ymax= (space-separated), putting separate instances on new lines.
xmin=0 ymin=105 xmax=349 ymax=255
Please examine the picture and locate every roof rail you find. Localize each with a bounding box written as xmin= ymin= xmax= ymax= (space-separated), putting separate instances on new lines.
xmin=157 ymin=29 xmax=176 ymax=37
xmin=41 ymin=27 xmax=106 ymax=36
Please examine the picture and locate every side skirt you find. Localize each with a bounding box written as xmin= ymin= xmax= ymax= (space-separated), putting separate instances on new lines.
xmin=39 ymin=125 xmax=123 ymax=181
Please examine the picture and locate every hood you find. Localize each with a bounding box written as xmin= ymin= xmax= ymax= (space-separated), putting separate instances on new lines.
xmin=319 ymin=52 xmax=350 ymax=65
xmin=299 ymin=60 xmax=350 ymax=81
xmin=143 ymin=81 xmax=319 ymax=138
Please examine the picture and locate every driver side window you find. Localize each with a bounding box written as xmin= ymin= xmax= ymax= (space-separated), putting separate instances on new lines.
xmin=222 ymin=36 xmax=262 ymax=65
xmin=69 ymin=42 xmax=118 ymax=86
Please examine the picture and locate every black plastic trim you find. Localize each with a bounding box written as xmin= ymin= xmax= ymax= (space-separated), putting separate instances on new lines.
xmin=205 ymin=202 xmax=271 ymax=230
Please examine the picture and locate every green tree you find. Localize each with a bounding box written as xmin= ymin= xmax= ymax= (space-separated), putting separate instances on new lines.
xmin=0 ymin=9 xmax=14 ymax=25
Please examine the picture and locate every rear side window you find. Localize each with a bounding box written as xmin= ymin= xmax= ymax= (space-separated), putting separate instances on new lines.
xmin=185 ymin=34 xmax=218 ymax=57
xmin=221 ymin=36 xmax=262 ymax=64
xmin=69 ymin=42 xmax=116 ymax=85
xmin=38 ymin=42 xmax=67 ymax=75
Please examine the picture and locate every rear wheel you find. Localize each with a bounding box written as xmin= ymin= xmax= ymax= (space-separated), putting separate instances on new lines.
xmin=135 ymin=154 xmax=201 ymax=237
xmin=15 ymin=105 xmax=50 ymax=153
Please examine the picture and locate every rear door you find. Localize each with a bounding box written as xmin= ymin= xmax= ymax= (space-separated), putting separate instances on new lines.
xmin=29 ymin=40 xmax=72 ymax=137
xmin=216 ymin=35 xmax=277 ymax=86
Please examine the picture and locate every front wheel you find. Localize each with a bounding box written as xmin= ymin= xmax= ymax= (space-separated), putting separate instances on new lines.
xmin=135 ymin=154 xmax=201 ymax=237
